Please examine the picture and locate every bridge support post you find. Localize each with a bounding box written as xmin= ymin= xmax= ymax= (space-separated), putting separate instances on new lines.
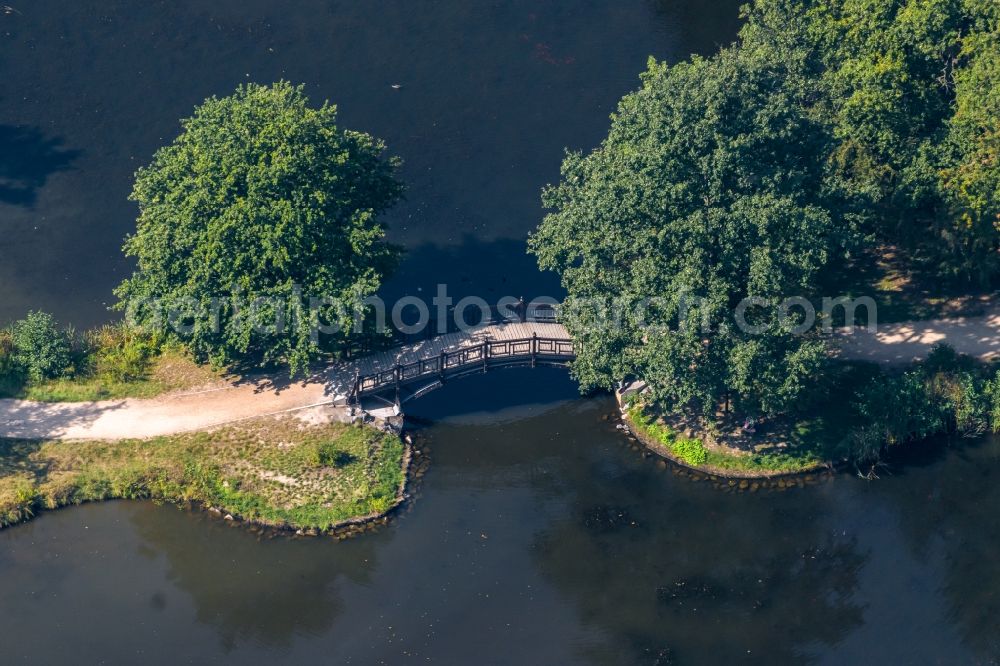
xmin=482 ymin=341 xmax=489 ymax=373
xmin=394 ymin=363 xmax=401 ymax=407
xmin=531 ymin=332 xmax=537 ymax=368
xmin=439 ymin=350 xmax=447 ymax=383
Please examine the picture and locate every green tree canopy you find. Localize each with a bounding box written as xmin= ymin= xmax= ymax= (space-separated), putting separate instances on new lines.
xmin=805 ymin=0 xmax=1000 ymax=282
xmin=941 ymin=9 xmax=1000 ymax=281
xmin=531 ymin=0 xmax=1000 ymax=416
xmin=116 ymin=82 xmax=403 ymax=375
xmin=531 ymin=1 xmax=851 ymax=416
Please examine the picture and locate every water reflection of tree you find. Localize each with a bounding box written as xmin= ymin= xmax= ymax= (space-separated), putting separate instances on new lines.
xmin=0 ymin=125 xmax=80 ymax=206
xmin=873 ymin=436 xmax=1000 ymax=659
xmin=129 ymin=506 xmax=382 ymax=651
xmin=531 ymin=454 xmax=866 ymax=665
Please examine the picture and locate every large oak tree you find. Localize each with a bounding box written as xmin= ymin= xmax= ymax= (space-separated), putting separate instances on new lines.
xmin=116 ymin=82 xmax=403 ymax=375
xmin=531 ymin=0 xmax=1000 ymax=417
xmin=530 ymin=2 xmax=851 ymax=417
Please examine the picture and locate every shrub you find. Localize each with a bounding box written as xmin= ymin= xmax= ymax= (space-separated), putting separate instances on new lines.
xmin=306 ymin=440 xmax=355 ymax=468
xmin=922 ymin=343 xmax=976 ymax=375
xmin=918 ymin=344 xmax=988 ymax=435
xmin=939 ymin=372 xmax=988 ymax=435
xmin=366 ymin=496 xmax=393 ymax=515
xmin=11 ymin=311 xmax=72 ymax=382
xmin=0 ymin=477 xmax=38 ymax=527
xmin=671 ymin=436 xmax=708 ymax=466
xmin=889 ymin=371 xmax=943 ymax=441
xmin=849 ymin=345 xmax=996 ymax=463
xmin=845 ymin=424 xmax=886 ymax=465
xmin=986 ymin=371 xmax=1000 ymax=433
xmin=850 ymin=371 xmax=945 ymax=462
xmin=0 ymin=328 xmax=19 ymax=381
xmin=84 ymin=323 xmax=157 ymax=382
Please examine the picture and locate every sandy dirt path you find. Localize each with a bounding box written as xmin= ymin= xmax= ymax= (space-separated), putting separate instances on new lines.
xmin=0 ymin=322 xmax=569 ymax=440
xmin=0 ymin=378 xmax=338 ymax=441
xmin=2 ymin=313 xmax=997 ymax=441
xmin=835 ymin=308 xmax=1000 ymax=365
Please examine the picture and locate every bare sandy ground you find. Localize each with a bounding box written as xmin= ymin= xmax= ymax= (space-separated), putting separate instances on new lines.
xmin=0 ymin=321 xmax=568 ymax=440
xmin=0 ymin=377 xmax=340 ymax=441
xmin=835 ymin=307 xmax=1000 ymax=365
xmin=2 ymin=314 xmax=997 ymax=441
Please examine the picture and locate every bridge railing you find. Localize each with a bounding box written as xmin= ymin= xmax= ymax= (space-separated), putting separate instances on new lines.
xmin=347 ymin=302 xmax=561 ymax=356
xmin=352 ymin=333 xmax=574 ymax=402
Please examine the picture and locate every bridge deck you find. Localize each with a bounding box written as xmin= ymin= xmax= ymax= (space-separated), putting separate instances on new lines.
xmin=9 ymin=306 xmax=1000 ymax=440
xmin=0 ymin=321 xmax=571 ymax=440
xmin=323 ymin=321 xmax=571 ymax=400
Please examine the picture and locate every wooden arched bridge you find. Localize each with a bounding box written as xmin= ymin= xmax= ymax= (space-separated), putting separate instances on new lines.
xmin=343 ymin=307 xmax=574 ymax=412
xmin=5 ymin=303 xmax=1000 ymax=441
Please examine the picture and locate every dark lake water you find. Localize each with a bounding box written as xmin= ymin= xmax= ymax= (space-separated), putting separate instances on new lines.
xmin=4 ymin=2 xmax=999 ymax=664
xmin=0 ymin=0 xmax=741 ymax=327
xmin=2 ymin=368 xmax=1000 ymax=664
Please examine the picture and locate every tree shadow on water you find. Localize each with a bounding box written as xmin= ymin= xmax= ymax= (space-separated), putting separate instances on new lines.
xmin=0 ymin=125 xmax=81 ymax=206
xmin=530 ymin=451 xmax=868 ymax=665
xmin=870 ymin=435 xmax=1000 ymax=660
xmin=380 ymin=234 xmax=564 ymax=306
xmin=128 ymin=505 xmax=386 ymax=651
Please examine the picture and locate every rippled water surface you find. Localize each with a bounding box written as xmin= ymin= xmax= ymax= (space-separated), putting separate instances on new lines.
xmin=4 ymin=3 xmax=998 ymax=664
xmin=2 ymin=369 xmax=1000 ymax=663
xmin=0 ymin=0 xmax=741 ymax=325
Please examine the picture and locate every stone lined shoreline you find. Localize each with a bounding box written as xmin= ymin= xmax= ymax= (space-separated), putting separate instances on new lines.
xmin=615 ymin=390 xmax=839 ymax=482
xmin=622 ymin=415 xmax=838 ymax=488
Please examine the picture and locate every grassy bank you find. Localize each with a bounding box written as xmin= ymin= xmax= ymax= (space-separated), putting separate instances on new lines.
xmin=626 ymin=345 xmax=1000 ymax=478
xmin=1 ymin=318 xmax=226 ymax=403
xmin=626 ymin=405 xmax=827 ymax=477
xmin=0 ymin=417 xmax=406 ymax=531
xmin=0 ymin=348 xmax=223 ymax=402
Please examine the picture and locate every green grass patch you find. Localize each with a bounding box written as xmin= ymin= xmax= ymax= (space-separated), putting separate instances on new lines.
xmin=627 ymin=405 xmax=707 ymax=466
xmin=627 ymin=404 xmax=825 ymax=474
xmin=17 ymin=373 xmax=168 ymax=402
xmin=0 ymin=418 xmax=406 ymax=531
xmin=0 ymin=320 xmax=226 ymax=403
xmin=700 ymin=448 xmax=822 ymax=475
xmin=1 ymin=349 xmax=222 ymax=402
